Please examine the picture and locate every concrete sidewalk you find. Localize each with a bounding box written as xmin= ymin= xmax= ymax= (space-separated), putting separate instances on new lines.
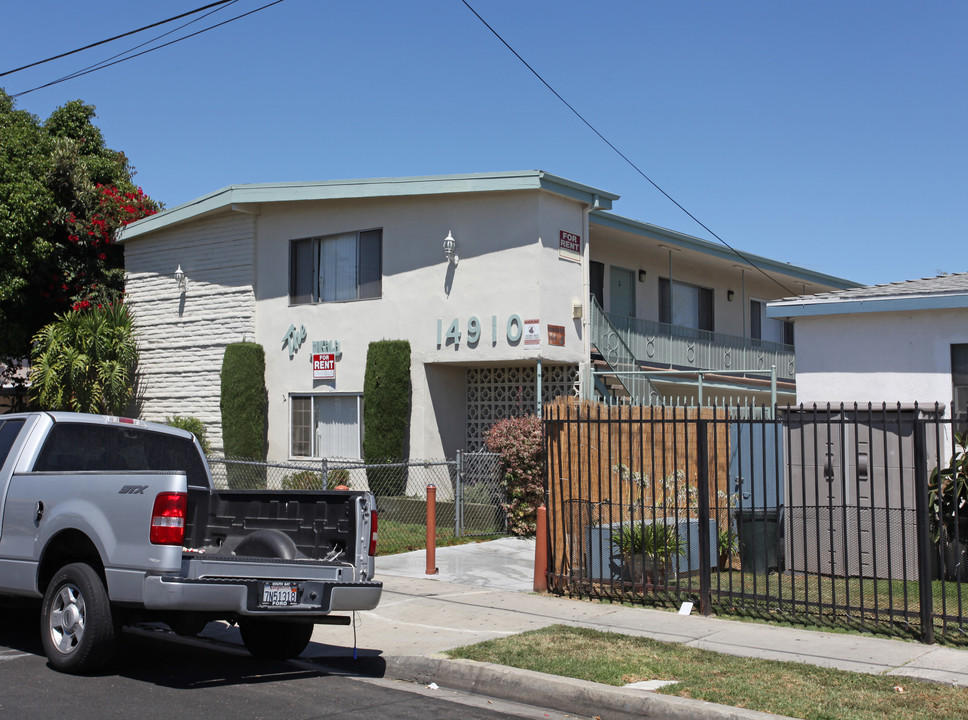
xmin=214 ymin=538 xmax=968 ymax=719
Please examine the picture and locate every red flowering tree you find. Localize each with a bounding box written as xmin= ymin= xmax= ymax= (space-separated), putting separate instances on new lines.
xmin=61 ymin=184 xmax=157 ymax=311
xmin=484 ymin=414 xmax=545 ymax=537
xmin=0 ymin=90 xmax=159 ymax=408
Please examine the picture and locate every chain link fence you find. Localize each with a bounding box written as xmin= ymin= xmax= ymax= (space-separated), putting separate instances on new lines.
xmin=456 ymin=451 xmax=506 ymax=537
xmin=206 ymin=454 xmax=507 ymax=555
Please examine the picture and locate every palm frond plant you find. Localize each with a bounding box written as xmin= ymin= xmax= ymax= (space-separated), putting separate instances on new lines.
xmin=928 ymin=430 xmax=968 ymax=580
xmin=29 ymin=300 xmax=138 ymax=415
xmin=717 ymin=526 xmax=739 ymax=569
xmin=615 ymin=521 xmax=683 ymax=587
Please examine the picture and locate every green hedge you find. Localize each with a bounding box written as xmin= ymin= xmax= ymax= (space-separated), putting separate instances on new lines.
xmin=220 ymin=342 xmax=267 ymax=488
xmin=362 ymin=340 xmax=411 ymax=495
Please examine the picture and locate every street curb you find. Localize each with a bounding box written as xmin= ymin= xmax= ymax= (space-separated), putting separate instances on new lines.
xmin=383 ymin=655 xmax=798 ymax=720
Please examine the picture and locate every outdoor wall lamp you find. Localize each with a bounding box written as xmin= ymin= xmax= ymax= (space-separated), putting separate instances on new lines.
xmin=727 ymin=290 xmax=735 ymax=301
xmin=443 ymin=231 xmax=459 ymax=265
xmin=638 ymin=269 xmax=647 ymax=282
xmin=174 ymin=265 xmax=187 ymax=292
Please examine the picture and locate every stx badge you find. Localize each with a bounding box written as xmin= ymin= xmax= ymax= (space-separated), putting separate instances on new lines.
xmin=119 ymin=485 xmax=149 ymax=495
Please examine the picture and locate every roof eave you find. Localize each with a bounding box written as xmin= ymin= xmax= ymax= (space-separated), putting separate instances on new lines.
xmin=116 ymin=171 xmax=619 ymax=242
xmin=590 ymin=211 xmax=860 ymax=291
xmin=767 ymin=293 xmax=968 ymax=318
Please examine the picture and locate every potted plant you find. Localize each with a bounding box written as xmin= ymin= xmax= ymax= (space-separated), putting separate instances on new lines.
xmin=615 ymin=521 xmax=683 ymax=587
xmin=717 ymin=526 xmax=738 ymax=570
xmin=928 ymin=430 xmax=968 ymax=580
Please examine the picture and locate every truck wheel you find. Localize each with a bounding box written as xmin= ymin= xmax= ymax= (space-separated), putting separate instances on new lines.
xmin=41 ymin=563 xmax=116 ymax=674
xmin=239 ymin=620 xmax=313 ymax=659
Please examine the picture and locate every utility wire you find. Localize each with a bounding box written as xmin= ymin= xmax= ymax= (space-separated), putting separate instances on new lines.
xmin=23 ymin=0 xmax=242 ymax=96
xmin=0 ymin=0 xmax=237 ymax=79
xmin=460 ymin=0 xmax=796 ymax=296
xmin=12 ymin=0 xmax=287 ymax=98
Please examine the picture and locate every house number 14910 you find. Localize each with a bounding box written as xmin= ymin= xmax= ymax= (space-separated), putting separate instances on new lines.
xmin=437 ymin=314 xmax=524 ymax=348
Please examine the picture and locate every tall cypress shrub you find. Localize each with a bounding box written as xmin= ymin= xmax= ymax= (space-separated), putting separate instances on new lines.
xmin=220 ymin=341 xmax=267 ymax=489
xmin=363 ymin=340 xmax=411 ymax=496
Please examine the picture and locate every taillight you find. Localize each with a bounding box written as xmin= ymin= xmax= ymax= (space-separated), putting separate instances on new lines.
xmin=368 ymin=510 xmax=378 ymax=556
xmin=150 ymin=492 xmax=187 ymax=545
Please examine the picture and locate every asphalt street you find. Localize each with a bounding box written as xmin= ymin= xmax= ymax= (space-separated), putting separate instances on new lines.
xmin=0 ymin=606 xmax=581 ymax=720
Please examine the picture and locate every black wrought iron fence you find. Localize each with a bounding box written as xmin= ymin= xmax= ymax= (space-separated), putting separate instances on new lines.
xmin=544 ymin=400 xmax=968 ymax=644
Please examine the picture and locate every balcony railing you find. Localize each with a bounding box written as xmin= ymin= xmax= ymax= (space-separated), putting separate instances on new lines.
xmin=592 ymin=300 xmax=796 ymax=381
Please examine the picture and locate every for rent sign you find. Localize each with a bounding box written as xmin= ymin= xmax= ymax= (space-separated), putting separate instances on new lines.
xmin=312 ymin=353 xmax=336 ymax=380
xmin=559 ymin=230 xmax=581 ymax=261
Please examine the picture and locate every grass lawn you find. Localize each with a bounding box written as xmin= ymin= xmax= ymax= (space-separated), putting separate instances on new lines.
xmin=579 ymin=565 xmax=968 ymax=644
xmin=448 ymin=624 xmax=968 ymax=720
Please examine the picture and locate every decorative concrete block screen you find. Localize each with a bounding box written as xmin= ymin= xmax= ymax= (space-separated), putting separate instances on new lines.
xmin=465 ymin=364 xmax=579 ymax=451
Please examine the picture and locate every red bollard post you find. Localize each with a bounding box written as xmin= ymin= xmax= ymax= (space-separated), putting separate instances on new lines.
xmin=426 ymin=484 xmax=438 ymax=575
xmin=534 ymin=505 xmax=548 ymax=592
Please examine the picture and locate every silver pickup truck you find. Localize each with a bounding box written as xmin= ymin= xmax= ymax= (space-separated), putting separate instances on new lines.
xmin=0 ymin=411 xmax=381 ymax=674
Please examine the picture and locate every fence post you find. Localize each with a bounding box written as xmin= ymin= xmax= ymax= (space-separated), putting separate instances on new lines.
xmin=696 ymin=419 xmax=712 ymax=616
xmin=534 ymin=505 xmax=548 ymax=592
xmin=913 ymin=418 xmax=935 ymax=644
xmin=426 ymin=484 xmax=438 ymax=575
xmin=455 ymin=450 xmax=464 ymax=538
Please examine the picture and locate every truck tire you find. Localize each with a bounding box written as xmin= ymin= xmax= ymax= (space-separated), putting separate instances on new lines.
xmin=41 ymin=563 xmax=116 ymax=674
xmin=239 ymin=619 xmax=313 ymax=659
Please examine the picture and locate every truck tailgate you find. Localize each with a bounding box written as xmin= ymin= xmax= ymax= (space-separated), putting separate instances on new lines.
xmin=141 ymin=553 xmax=382 ymax=616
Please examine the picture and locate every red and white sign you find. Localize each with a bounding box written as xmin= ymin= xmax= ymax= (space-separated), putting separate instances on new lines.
xmin=312 ymin=353 xmax=336 ymax=380
xmin=559 ymin=230 xmax=581 ymax=261
xmin=523 ymin=319 xmax=541 ymax=349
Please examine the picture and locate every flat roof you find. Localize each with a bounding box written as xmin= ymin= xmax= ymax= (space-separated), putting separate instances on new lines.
xmin=116 ymin=170 xmax=619 ymax=242
xmin=768 ymin=272 xmax=968 ymax=318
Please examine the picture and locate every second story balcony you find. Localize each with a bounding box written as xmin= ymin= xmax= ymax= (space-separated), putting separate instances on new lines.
xmin=601 ymin=311 xmax=796 ymax=380
xmin=589 ymin=297 xmax=797 ymax=406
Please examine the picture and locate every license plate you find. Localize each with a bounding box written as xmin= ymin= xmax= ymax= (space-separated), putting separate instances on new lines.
xmin=261 ymin=582 xmax=299 ymax=606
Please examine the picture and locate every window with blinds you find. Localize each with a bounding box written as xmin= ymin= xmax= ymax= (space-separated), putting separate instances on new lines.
xmin=289 ymin=229 xmax=382 ymax=304
xmin=290 ymin=394 xmax=363 ymax=459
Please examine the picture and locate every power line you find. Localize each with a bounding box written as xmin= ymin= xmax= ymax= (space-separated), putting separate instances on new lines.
xmin=460 ymin=0 xmax=796 ymax=296
xmin=19 ymin=1 xmax=243 ymax=96
xmin=11 ymin=0 xmax=287 ymax=98
xmin=0 ymin=1 xmax=238 ymax=79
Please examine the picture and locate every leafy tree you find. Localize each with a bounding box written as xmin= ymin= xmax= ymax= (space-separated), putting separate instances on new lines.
xmin=0 ymin=89 xmax=159 ymax=408
xmin=29 ymin=300 xmax=138 ymax=415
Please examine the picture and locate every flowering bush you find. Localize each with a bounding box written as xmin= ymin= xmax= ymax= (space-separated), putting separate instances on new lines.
xmin=484 ymin=414 xmax=544 ymax=537
xmin=58 ymin=184 xmax=157 ymax=311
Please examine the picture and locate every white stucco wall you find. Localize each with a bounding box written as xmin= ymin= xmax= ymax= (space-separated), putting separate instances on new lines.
xmin=253 ymin=189 xmax=588 ymax=461
xmin=792 ymin=307 xmax=968 ymax=408
xmin=124 ymin=213 xmax=257 ymax=450
xmin=591 ymin=234 xmax=798 ymax=340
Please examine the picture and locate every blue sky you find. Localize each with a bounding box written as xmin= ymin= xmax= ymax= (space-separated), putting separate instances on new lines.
xmin=3 ymin=1 xmax=965 ymax=286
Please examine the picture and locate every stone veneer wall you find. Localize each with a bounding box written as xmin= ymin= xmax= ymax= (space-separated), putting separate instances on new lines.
xmin=123 ymin=212 xmax=257 ymax=452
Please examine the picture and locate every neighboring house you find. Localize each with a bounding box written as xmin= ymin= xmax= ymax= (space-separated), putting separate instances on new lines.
xmin=767 ymin=272 xmax=968 ymax=416
xmin=117 ymin=171 xmax=856 ymax=463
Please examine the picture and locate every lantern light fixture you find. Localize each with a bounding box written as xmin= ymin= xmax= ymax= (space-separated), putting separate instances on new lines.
xmin=443 ymin=231 xmax=459 ymax=265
